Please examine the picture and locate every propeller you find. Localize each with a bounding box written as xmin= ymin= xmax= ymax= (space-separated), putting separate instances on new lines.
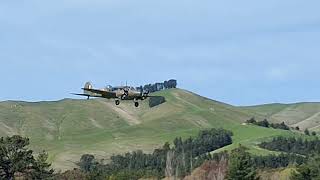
xmin=123 ymin=81 xmax=129 ymax=96
xmin=123 ymin=88 xmax=129 ymax=96
xmin=144 ymin=90 xmax=150 ymax=96
xmin=139 ymin=86 xmax=149 ymax=100
xmin=140 ymin=86 xmax=143 ymax=96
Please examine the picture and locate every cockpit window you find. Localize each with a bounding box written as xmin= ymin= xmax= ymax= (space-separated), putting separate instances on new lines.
xmin=106 ymin=85 xmax=112 ymax=89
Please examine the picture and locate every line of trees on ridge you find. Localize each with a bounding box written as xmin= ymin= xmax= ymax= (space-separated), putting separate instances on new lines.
xmin=137 ymin=79 xmax=177 ymax=93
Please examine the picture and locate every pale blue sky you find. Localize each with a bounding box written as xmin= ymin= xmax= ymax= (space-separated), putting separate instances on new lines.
xmin=1 ymin=0 xmax=320 ymax=105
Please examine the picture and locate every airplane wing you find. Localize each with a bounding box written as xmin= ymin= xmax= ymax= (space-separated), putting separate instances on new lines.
xmin=82 ymin=88 xmax=117 ymax=97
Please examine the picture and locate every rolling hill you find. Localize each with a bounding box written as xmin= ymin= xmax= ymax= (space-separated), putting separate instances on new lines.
xmin=239 ymin=102 xmax=320 ymax=131
xmin=0 ymin=89 xmax=318 ymax=170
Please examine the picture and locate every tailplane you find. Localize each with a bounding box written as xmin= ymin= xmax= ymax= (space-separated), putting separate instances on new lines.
xmin=71 ymin=82 xmax=93 ymax=100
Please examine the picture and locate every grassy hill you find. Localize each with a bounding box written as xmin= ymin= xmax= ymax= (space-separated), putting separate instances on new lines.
xmin=0 ymin=89 xmax=317 ymax=170
xmin=240 ymin=102 xmax=320 ymax=131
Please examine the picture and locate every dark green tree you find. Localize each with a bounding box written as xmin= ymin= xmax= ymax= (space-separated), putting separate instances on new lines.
xmin=291 ymin=155 xmax=320 ymax=180
xmin=30 ymin=151 xmax=54 ymax=179
xmin=164 ymin=81 xmax=168 ymax=89
xmin=0 ymin=135 xmax=34 ymax=179
xmin=246 ymin=117 xmax=257 ymax=124
xmin=259 ymin=119 xmax=270 ymax=127
xmin=79 ymin=154 xmax=96 ymax=172
xmin=227 ymin=145 xmax=258 ymax=180
xmin=0 ymin=135 xmax=53 ymax=180
xmin=304 ymin=129 xmax=310 ymax=136
xmin=168 ymin=79 xmax=177 ymax=88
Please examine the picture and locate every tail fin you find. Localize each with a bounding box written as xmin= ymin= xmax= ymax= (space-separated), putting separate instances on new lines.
xmin=84 ymin=82 xmax=92 ymax=89
xmin=84 ymin=82 xmax=93 ymax=94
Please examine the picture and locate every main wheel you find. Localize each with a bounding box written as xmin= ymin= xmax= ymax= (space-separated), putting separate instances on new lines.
xmin=115 ymin=100 xmax=120 ymax=105
xmin=134 ymin=102 xmax=139 ymax=107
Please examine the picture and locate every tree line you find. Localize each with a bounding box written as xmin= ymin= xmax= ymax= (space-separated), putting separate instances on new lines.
xmin=137 ymin=79 xmax=177 ymax=93
xmin=77 ymin=131 xmax=309 ymax=180
xmin=259 ymin=136 xmax=320 ymax=156
xmin=2 ymin=130 xmax=319 ymax=179
xmin=246 ymin=118 xmax=290 ymax=130
xmin=77 ymin=128 xmax=233 ymax=179
xmin=253 ymin=153 xmax=305 ymax=169
xmin=0 ymin=129 xmax=232 ymax=180
xmin=258 ymin=136 xmax=320 ymax=179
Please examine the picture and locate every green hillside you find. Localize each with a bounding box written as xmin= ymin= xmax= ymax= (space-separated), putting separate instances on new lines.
xmin=240 ymin=102 xmax=320 ymax=131
xmin=0 ymin=89 xmax=314 ymax=170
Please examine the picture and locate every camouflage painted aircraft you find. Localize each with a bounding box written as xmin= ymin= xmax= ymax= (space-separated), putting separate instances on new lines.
xmin=72 ymin=82 xmax=154 ymax=107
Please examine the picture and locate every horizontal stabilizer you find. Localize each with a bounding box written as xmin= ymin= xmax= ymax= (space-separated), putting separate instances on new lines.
xmin=71 ymin=93 xmax=90 ymax=97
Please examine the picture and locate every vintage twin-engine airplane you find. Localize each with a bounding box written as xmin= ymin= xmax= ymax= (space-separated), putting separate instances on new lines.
xmin=72 ymin=82 xmax=153 ymax=107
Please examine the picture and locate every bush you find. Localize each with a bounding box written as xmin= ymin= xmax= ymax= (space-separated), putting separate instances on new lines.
xmin=304 ymin=129 xmax=310 ymax=136
xmin=149 ymin=96 xmax=166 ymax=108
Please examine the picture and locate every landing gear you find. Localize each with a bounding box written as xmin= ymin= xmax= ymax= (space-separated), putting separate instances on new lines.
xmin=115 ymin=100 xmax=120 ymax=105
xmin=134 ymin=102 xmax=139 ymax=107
xmin=121 ymin=95 xmax=126 ymax=100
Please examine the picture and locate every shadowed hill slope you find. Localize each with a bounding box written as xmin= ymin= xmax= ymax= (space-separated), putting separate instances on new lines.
xmin=0 ymin=89 xmax=317 ymax=170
